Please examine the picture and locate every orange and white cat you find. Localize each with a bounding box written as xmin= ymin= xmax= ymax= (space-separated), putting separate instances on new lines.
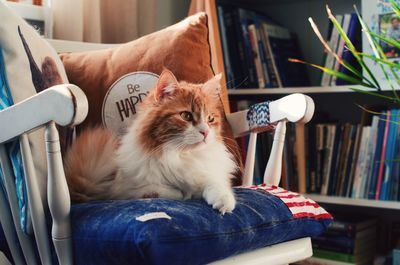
xmin=64 ymin=70 xmax=237 ymax=214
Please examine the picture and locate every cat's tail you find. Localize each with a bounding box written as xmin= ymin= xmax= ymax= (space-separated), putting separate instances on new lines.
xmin=64 ymin=127 xmax=119 ymax=202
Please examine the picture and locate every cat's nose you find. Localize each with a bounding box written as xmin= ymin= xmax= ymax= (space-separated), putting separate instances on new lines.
xmin=200 ymin=130 xmax=209 ymax=139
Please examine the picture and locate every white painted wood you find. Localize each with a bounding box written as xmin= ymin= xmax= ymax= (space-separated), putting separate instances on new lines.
xmin=306 ymin=194 xmax=400 ymax=210
xmin=20 ymin=134 xmax=52 ymax=265
xmin=0 ymin=84 xmax=88 ymax=143
xmin=269 ymin=94 xmax=314 ymax=124
xmin=243 ymin=133 xmax=257 ymax=186
xmin=0 ymin=145 xmax=37 ymax=265
xmin=45 ymin=122 xmax=73 ymax=265
xmin=264 ymin=121 xmax=286 ymax=186
xmin=226 ymin=94 xmax=314 ymax=138
xmin=0 ymin=251 xmax=12 ymax=265
xmin=46 ymin=39 xmax=119 ymax=53
xmin=208 ymin=237 xmax=312 ymax=265
xmin=0 ymin=182 xmax=25 ymax=265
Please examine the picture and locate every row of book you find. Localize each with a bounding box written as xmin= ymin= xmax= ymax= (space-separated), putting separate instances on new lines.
xmin=307 ymin=109 xmax=400 ymax=201
xmin=320 ymin=13 xmax=361 ymax=86
xmin=217 ymin=2 xmax=310 ymax=89
xmin=298 ymin=215 xmax=377 ymax=265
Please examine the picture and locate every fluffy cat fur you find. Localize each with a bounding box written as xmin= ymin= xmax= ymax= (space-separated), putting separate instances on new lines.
xmin=64 ymin=70 xmax=238 ymax=214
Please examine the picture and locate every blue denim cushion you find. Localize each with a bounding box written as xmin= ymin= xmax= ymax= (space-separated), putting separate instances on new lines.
xmin=70 ymin=186 xmax=332 ymax=265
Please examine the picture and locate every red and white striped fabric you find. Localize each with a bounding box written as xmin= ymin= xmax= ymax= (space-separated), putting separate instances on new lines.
xmin=241 ymin=184 xmax=332 ymax=220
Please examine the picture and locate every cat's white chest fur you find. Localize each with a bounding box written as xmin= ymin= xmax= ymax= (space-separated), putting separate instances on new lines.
xmin=113 ymin=130 xmax=237 ymax=214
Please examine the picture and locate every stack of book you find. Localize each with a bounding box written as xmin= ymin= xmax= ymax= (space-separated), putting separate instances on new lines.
xmin=217 ymin=2 xmax=310 ymax=89
xmin=320 ymin=13 xmax=361 ymax=86
xmin=300 ymin=216 xmax=377 ymax=265
xmin=307 ymin=109 xmax=400 ymax=201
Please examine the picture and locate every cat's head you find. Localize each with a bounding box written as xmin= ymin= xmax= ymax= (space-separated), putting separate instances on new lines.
xmin=138 ymin=69 xmax=224 ymax=153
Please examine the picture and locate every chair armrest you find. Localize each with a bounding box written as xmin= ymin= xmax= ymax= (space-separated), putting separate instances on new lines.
xmin=226 ymin=93 xmax=315 ymax=138
xmin=0 ymin=84 xmax=88 ymax=143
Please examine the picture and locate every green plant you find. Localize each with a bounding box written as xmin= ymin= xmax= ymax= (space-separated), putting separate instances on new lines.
xmin=290 ymin=0 xmax=400 ymax=105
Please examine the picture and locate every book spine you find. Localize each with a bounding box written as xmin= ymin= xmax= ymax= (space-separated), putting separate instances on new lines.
xmin=238 ymin=9 xmax=258 ymax=87
xmin=254 ymin=22 xmax=271 ymax=87
xmin=313 ymin=249 xmax=355 ymax=263
xmin=336 ymin=13 xmax=361 ymax=86
xmin=380 ymin=109 xmax=396 ymax=200
xmin=375 ymin=110 xmax=391 ymax=200
xmin=217 ymin=6 xmax=235 ymax=89
xmin=330 ymin=14 xmax=351 ymax=85
xmin=367 ymin=113 xmax=385 ymax=199
xmin=296 ymin=123 xmax=306 ymax=193
xmin=351 ymin=126 xmax=369 ymax=198
xmin=321 ymin=15 xmax=343 ymax=86
xmin=248 ymin=24 xmax=265 ymax=88
xmin=262 ymin=23 xmax=283 ymax=87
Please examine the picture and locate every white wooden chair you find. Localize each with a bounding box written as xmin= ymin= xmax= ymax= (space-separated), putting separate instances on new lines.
xmin=0 ymin=39 xmax=315 ymax=265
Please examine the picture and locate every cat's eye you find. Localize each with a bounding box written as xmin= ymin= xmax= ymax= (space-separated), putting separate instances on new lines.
xmin=208 ymin=116 xmax=215 ymax=123
xmin=180 ymin=111 xmax=193 ymax=121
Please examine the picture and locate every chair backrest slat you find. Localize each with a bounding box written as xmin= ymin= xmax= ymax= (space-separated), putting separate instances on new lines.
xmin=20 ymin=133 xmax=52 ymax=264
xmin=0 ymin=144 xmax=37 ymax=265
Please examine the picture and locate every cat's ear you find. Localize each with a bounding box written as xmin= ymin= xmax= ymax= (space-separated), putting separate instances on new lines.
xmin=202 ymin=73 xmax=222 ymax=98
xmin=155 ymin=69 xmax=179 ymax=102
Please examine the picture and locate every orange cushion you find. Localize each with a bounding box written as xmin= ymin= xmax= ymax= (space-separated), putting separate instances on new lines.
xmin=59 ymin=12 xmax=243 ymax=185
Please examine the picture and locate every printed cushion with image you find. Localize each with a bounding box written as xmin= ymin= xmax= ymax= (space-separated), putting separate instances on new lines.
xmin=0 ymin=2 xmax=70 ymax=232
xmin=59 ymin=12 xmax=244 ymax=185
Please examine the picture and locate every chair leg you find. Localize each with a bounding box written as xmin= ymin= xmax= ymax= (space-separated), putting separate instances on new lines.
xmin=264 ymin=121 xmax=286 ymax=186
xmin=20 ymin=133 xmax=52 ymax=264
xmin=0 ymin=145 xmax=37 ymax=265
xmin=45 ymin=122 xmax=73 ymax=265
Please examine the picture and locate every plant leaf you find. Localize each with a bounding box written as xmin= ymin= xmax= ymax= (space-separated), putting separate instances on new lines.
xmin=289 ymin=58 xmax=375 ymax=87
xmin=360 ymin=53 xmax=400 ymax=69
xmin=350 ymin=87 xmax=400 ymax=103
xmin=327 ymin=5 xmax=381 ymax=89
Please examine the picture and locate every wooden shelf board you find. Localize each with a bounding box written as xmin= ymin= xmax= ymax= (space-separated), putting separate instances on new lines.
xmin=227 ymin=85 xmax=378 ymax=95
xmin=305 ymin=194 xmax=400 ymax=210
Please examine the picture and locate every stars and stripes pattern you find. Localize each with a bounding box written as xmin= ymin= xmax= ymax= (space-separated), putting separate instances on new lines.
xmin=242 ymin=184 xmax=332 ymax=220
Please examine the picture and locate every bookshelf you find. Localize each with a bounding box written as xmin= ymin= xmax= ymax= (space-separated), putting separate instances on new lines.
xmin=199 ymin=0 xmax=400 ymax=261
xmin=307 ymin=194 xmax=400 ymax=210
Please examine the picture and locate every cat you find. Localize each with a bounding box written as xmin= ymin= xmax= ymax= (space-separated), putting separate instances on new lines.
xmin=64 ymin=69 xmax=238 ymax=214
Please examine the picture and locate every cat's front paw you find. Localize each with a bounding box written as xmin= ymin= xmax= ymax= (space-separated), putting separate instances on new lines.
xmin=205 ymin=191 xmax=236 ymax=215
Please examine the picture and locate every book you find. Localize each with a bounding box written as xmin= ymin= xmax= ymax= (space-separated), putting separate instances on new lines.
xmin=253 ymin=17 xmax=272 ymax=87
xmin=321 ymin=125 xmax=336 ymax=195
xmin=336 ymin=13 xmax=362 ymax=86
xmin=321 ymin=15 xmax=343 ymax=87
xmin=367 ymin=112 xmax=386 ymax=199
xmin=261 ymin=22 xmax=282 ymax=87
xmin=361 ymin=115 xmax=379 ymax=198
xmin=351 ymin=126 xmax=370 ymax=198
xmin=330 ymin=14 xmax=352 ymax=85
xmin=380 ymin=109 xmax=398 ymax=200
xmin=296 ymin=123 xmax=306 ymax=193
xmin=248 ymin=24 xmax=265 ymax=88
xmin=263 ymin=22 xmax=310 ymax=87
xmin=362 ymin=0 xmax=400 ymax=86
xmin=218 ymin=4 xmax=249 ymax=89
xmin=217 ymin=5 xmax=235 ymax=88
xmin=328 ymin=125 xmax=343 ymax=195
xmin=238 ymin=8 xmax=259 ymax=88
xmin=375 ymin=110 xmax=391 ymax=200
